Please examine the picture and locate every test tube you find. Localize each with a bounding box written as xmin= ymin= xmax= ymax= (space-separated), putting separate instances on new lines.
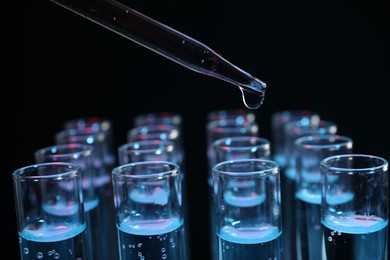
xmin=112 ymin=161 xmax=189 ymax=259
xmin=206 ymin=118 xmax=259 ymax=260
xmin=281 ymin=118 xmax=337 ymax=260
xmin=12 ymin=162 xmax=88 ymax=260
xmin=64 ymin=117 xmax=117 ymax=168
xmin=270 ymin=109 xmax=320 ymax=168
xmin=49 ymin=0 xmax=267 ymax=109
xmin=55 ymin=128 xmax=117 ymax=258
xmin=294 ymin=134 xmax=353 ymax=260
xmin=210 ymin=136 xmax=271 ymax=260
xmin=213 ymin=159 xmax=283 ymax=259
xmin=206 ymin=118 xmax=259 ymax=183
xmin=34 ymin=143 xmax=103 ymax=260
xmin=320 ymin=154 xmax=388 ymax=260
xmin=127 ymin=124 xmax=185 ymax=168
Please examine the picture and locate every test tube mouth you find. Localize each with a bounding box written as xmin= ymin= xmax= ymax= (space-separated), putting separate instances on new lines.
xmin=213 ymin=136 xmax=270 ymax=151
xmin=213 ymin=159 xmax=279 ymax=177
xmin=294 ymin=134 xmax=353 ymax=149
xmin=112 ymin=160 xmax=180 ymax=180
xmin=34 ymin=143 xmax=94 ymax=160
xmin=118 ymin=140 xmax=175 ymax=154
xmin=320 ymin=154 xmax=388 ymax=173
xmin=12 ymin=162 xmax=81 ymax=181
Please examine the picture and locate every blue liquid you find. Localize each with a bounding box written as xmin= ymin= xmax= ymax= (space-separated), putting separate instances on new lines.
xmin=95 ymin=176 xmax=118 ymax=259
xmin=280 ymin=171 xmax=297 ymax=260
xmin=218 ymin=225 xmax=283 ymax=259
xmin=295 ymin=192 xmax=322 ymax=260
xmin=295 ymin=190 xmax=355 ymax=260
xmin=19 ymin=223 xmax=88 ymax=260
xmin=209 ymin=183 xmax=218 ymax=260
xmin=117 ymin=217 xmax=188 ymax=260
xmin=224 ymin=191 xmax=266 ymax=207
xmin=85 ymin=200 xmax=109 ymax=260
xmin=323 ymin=214 xmax=388 ymax=260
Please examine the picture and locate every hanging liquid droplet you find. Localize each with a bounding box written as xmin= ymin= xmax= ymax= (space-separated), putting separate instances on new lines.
xmin=239 ymin=87 xmax=265 ymax=110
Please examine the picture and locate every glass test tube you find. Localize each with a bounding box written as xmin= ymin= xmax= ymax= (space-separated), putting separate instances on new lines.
xmin=49 ymin=0 xmax=267 ymax=109
xmin=206 ymin=118 xmax=259 ymax=184
xmin=55 ymin=128 xmax=118 ymax=258
xmin=127 ymin=124 xmax=184 ymax=167
xmin=281 ymin=118 xmax=337 ymax=260
xmin=206 ymin=117 xmax=259 ymax=260
xmin=64 ymin=116 xmax=117 ymax=169
xmin=320 ymin=154 xmax=389 ymax=260
xmin=12 ymin=162 xmax=88 ymax=260
xmin=294 ymin=134 xmax=353 ymax=260
xmin=213 ymin=159 xmax=283 ymax=259
xmin=112 ymin=161 xmax=189 ymax=260
xmin=270 ymin=109 xmax=320 ymax=168
xmin=210 ymin=136 xmax=271 ymax=260
xmin=125 ymin=124 xmax=190 ymax=253
xmin=34 ymin=143 xmax=103 ymax=260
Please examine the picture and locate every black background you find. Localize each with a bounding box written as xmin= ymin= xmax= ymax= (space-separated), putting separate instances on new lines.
xmin=14 ymin=0 xmax=389 ymax=259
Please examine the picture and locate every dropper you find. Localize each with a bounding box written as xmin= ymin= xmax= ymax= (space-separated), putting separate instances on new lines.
xmin=49 ymin=0 xmax=267 ymax=109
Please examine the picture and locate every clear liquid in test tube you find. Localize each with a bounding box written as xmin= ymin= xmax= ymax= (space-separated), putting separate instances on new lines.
xmin=49 ymin=0 xmax=267 ymax=109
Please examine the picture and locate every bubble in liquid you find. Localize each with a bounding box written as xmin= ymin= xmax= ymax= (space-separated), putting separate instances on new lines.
xmin=162 ymin=254 xmax=167 ymax=259
xmin=328 ymin=236 xmax=333 ymax=241
xmin=23 ymin=248 xmax=29 ymax=254
xmin=37 ymin=252 xmax=43 ymax=258
xmin=54 ymin=253 xmax=60 ymax=259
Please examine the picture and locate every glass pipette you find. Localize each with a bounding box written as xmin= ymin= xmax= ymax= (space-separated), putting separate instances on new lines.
xmin=49 ymin=0 xmax=267 ymax=109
